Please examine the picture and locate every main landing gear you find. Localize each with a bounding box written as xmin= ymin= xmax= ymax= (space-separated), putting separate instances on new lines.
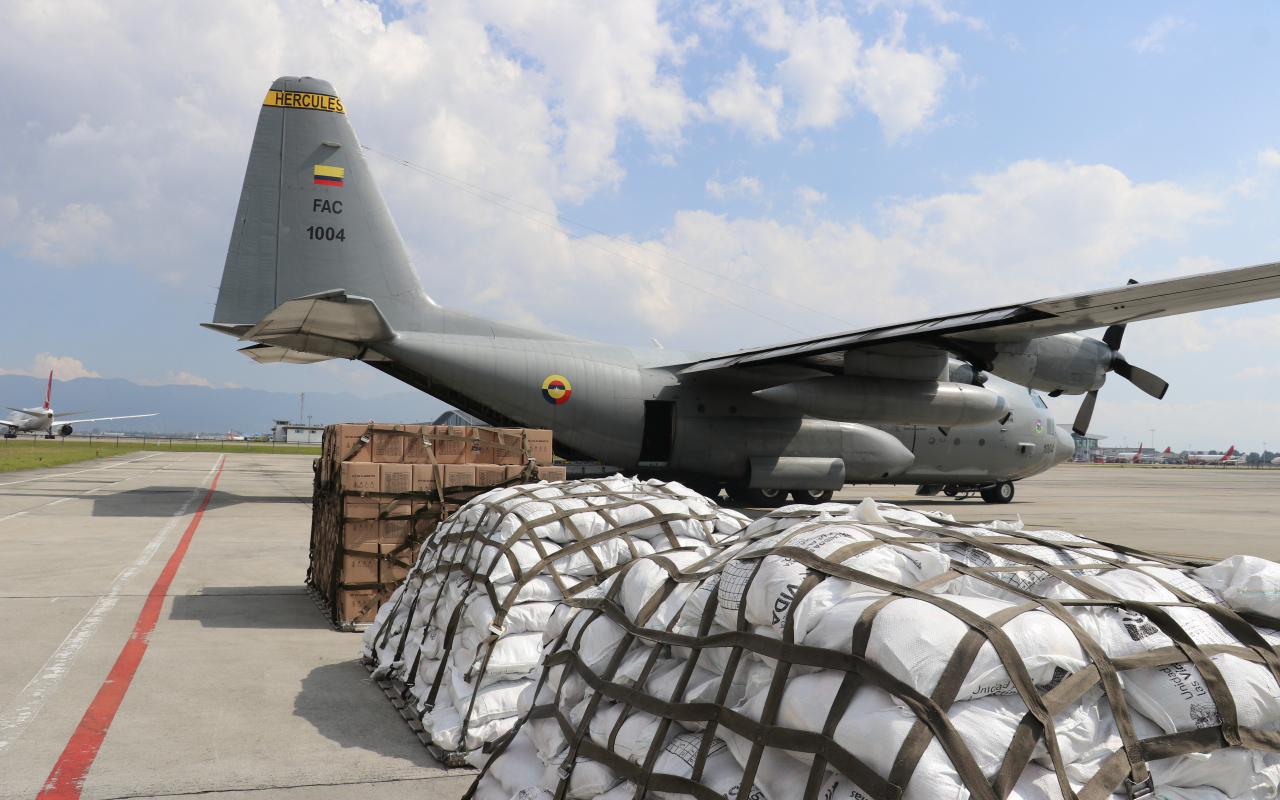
xmin=936 ymin=481 xmax=1015 ymax=504
xmin=722 ymin=486 xmax=834 ymax=508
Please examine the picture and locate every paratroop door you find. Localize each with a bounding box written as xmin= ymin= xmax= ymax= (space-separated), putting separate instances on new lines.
xmin=638 ymin=400 xmax=675 ymax=466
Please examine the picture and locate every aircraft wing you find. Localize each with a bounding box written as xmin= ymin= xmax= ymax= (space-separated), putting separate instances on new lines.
xmin=53 ymin=413 xmax=158 ymax=426
xmin=680 ymin=260 xmax=1280 ymax=373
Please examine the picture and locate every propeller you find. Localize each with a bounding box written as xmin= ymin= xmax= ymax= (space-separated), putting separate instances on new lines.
xmin=1072 ymin=315 xmax=1170 ymax=437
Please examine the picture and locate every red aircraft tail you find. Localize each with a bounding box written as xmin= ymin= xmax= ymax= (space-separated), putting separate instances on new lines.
xmin=43 ymin=371 xmax=52 ymax=410
xmin=1163 ymin=447 xmax=1171 ymax=453
xmin=1221 ymin=446 xmax=1235 ymax=461
xmin=1132 ymin=444 xmax=1143 ymax=463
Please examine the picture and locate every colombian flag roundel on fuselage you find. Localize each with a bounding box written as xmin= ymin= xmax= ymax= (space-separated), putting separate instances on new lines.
xmin=542 ymin=375 xmax=571 ymax=405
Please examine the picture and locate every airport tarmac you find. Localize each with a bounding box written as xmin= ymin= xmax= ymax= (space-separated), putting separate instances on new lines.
xmin=0 ymin=453 xmax=1276 ymax=800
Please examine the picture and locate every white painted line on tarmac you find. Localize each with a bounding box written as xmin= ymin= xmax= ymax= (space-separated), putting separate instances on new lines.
xmin=0 ymin=455 xmax=223 ymax=758
xmin=0 ymin=454 xmax=195 ymax=524
xmin=0 ymin=452 xmax=161 ymax=488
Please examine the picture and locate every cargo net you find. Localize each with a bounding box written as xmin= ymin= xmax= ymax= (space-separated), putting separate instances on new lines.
xmin=359 ymin=475 xmax=752 ymax=761
xmin=462 ymin=498 xmax=1280 ymax=800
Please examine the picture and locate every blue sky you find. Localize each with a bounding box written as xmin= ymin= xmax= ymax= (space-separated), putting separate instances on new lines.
xmin=3 ymin=1 xmax=1280 ymax=453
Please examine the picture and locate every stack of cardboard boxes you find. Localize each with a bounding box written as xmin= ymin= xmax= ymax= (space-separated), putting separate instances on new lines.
xmin=309 ymin=423 xmax=565 ymax=627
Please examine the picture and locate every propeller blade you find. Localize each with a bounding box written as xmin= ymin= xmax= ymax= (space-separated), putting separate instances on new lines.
xmin=1072 ymin=390 xmax=1098 ymax=437
xmin=1102 ymin=324 xmax=1126 ymax=351
xmin=1112 ymin=360 xmax=1169 ymax=400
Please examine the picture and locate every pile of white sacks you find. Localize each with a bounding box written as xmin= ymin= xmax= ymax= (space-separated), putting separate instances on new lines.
xmin=447 ymin=493 xmax=1280 ymax=800
xmin=360 ymin=476 xmax=750 ymax=760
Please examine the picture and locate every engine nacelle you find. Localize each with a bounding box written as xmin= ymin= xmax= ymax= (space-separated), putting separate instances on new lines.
xmin=986 ymin=334 xmax=1111 ymax=395
xmin=753 ymin=376 xmax=1009 ymax=428
xmin=58 ymin=425 xmax=73 ymax=436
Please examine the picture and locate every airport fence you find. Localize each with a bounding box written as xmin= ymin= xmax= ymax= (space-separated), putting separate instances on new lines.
xmin=0 ymin=434 xmax=321 ymax=455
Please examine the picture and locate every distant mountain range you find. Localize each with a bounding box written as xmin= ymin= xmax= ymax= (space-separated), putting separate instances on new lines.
xmin=0 ymin=375 xmax=450 ymax=435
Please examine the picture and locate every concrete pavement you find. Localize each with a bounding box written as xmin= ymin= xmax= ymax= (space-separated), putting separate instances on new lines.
xmin=0 ymin=452 xmax=471 ymax=800
xmin=0 ymin=455 xmax=1276 ymax=800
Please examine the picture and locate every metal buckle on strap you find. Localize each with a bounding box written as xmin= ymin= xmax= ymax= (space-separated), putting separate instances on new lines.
xmin=1126 ymin=777 xmax=1156 ymax=800
xmin=557 ymin=765 xmax=571 ymax=780
xmin=488 ymin=622 xmax=506 ymax=636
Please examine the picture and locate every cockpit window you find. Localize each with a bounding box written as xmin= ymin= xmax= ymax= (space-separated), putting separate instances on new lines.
xmin=1032 ymin=395 xmax=1048 ymax=409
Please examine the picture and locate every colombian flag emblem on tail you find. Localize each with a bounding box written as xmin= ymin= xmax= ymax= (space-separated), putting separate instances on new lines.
xmin=314 ymin=165 xmax=344 ymax=187
xmin=542 ymin=375 xmax=571 ymax=405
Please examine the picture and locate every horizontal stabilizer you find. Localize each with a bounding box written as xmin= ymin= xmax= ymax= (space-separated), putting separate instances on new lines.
xmin=238 ymin=344 xmax=335 ymax=364
xmin=240 ymin=290 xmax=394 ymax=344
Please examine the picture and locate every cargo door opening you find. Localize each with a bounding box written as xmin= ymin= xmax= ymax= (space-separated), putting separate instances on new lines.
xmin=638 ymin=400 xmax=675 ymax=467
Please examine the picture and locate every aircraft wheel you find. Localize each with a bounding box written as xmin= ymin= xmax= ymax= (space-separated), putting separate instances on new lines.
xmin=748 ymin=487 xmax=790 ymax=508
xmin=791 ymin=488 xmax=833 ymax=504
xmin=943 ymin=486 xmax=959 ymax=497
xmin=980 ymin=482 xmax=1015 ymax=504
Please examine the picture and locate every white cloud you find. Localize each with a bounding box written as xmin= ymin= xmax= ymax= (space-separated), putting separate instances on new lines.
xmin=705 ymin=56 xmax=783 ymax=140
xmin=794 ymin=185 xmax=827 ymax=206
xmin=138 ymin=371 xmax=216 ymax=388
xmin=1130 ymin=16 xmax=1184 ymax=54
xmin=706 ymin=174 xmax=764 ymax=199
xmin=1260 ymin=148 xmax=1280 ymax=168
xmin=0 ymin=354 xmax=101 ymax=381
xmin=722 ymin=1 xmax=959 ymax=143
xmin=523 ymin=157 xmax=1224 ymax=348
xmin=860 ymin=0 xmax=987 ymax=32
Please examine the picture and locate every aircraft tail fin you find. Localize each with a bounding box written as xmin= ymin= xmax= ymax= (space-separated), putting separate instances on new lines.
xmin=212 ymin=77 xmax=431 ymax=332
xmin=1163 ymin=447 xmax=1171 ymax=453
xmin=43 ymin=371 xmax=51 ymax=410
xmin=1223 ymin=445 xmax=1235 ymax=460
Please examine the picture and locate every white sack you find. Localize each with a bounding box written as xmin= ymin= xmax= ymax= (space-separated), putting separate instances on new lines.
xmin=866 ymin=595 xmax=1087 ymax=700
xmin=1193 ymin=555 xmax=1280 ymax=618
xmin=650 ymin=733 xmax=745 ymax=800
xmin=488 ymin=728 xmax=546 ymax=795
xmin=1122 ymin=654 xmax=1280 ymax=734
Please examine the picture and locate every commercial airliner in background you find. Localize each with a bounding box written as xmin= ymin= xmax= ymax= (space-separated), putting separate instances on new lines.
xmin=1114 ymin=444 xmax=1144 ymax=463
xmin=1187 ymin=446 xmax=1238 ymax=464
xmin=1143 ymin=447 xmax=1176 ymax=463
xmin=2 ymin=373 xmax=156 ymax=439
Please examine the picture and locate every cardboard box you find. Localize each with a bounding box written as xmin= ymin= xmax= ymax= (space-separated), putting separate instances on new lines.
xmin=442 ymin=464 xmax=476 ymax=488
xmin=504 ymin=464 xmax=526 ymax=482
xmin=371 ymin=424 xmax=406 ymax=463
xmin=525 ymin=429 xmax=553 ymax=465
xmin=411 ymin=464 xmax=438 ymax=494
xmin=342 ymin=544 xmax=381 ymax=585
xmin=339 ymin=588 xmax=379 ymax=623
xmin=343 ymin=498 xmax=380 ymax=548
xmin=340 ymin=462 xmax=380 ymax=493
xmin=379 ymin=501 xmax=411 ymax=546
xmin=433 ymin=425 xmax=471 ymax=464
xmin=335 ymin=423 xmax=373 ymax=462
xmin=475 ymin=464 xmax=507 ymax=487
xmin=401 ymin=425 xmax=428 ymax=463
xmin=480 ymin=428 xmax=526 ymax=465
xmin=380 ymin=463 xmax=412 ymax=494
xmin=536 ymin=465 xmax=567 ymax=482
xmin=381 ymin=544 xmax=414 ymax=583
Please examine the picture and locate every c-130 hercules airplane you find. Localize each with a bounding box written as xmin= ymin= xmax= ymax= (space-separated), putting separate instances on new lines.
xmin=204 ymin=77 xmax=1280 ymax=505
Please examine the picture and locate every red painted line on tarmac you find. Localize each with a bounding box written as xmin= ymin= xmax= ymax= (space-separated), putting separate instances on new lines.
xmin=36 ymin=456 xmax=225 ymax=800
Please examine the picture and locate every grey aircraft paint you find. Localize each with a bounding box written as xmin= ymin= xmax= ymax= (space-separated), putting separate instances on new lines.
xmin=206 ymin=77 xmax=1280 ymax=499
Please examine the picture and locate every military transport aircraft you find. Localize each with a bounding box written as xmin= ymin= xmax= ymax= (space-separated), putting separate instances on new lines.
xmin=202 ymin=77 xmax=1280 ymax=505
xmin=3 ymin=372 xmax=156 ymax=439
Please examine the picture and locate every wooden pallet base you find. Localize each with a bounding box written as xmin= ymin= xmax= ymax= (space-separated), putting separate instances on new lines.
xmin=362 ymin=656 xmax=474 ymax=768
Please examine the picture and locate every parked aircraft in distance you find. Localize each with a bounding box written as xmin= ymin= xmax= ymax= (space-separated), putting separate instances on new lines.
xmin=1141 ymin=447 xmax=1176 ymax=463
xmin=203 ymin=77 xmax=1280 ymax=505
xmin=2 ymin=372 xmax=156 ymax=439
xmin=1187 ymin=446 xmax=1238 ymax=464
xmin=1114 ymin=444 xmax=1144 ymax=463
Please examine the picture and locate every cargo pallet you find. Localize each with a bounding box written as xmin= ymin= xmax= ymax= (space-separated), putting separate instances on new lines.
xmin=361 ymin=655 xmax=472 ymax=768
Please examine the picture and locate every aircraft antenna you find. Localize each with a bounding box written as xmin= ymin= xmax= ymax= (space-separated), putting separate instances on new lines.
xmin=363 ymin=146 xmax=858 ymax=332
